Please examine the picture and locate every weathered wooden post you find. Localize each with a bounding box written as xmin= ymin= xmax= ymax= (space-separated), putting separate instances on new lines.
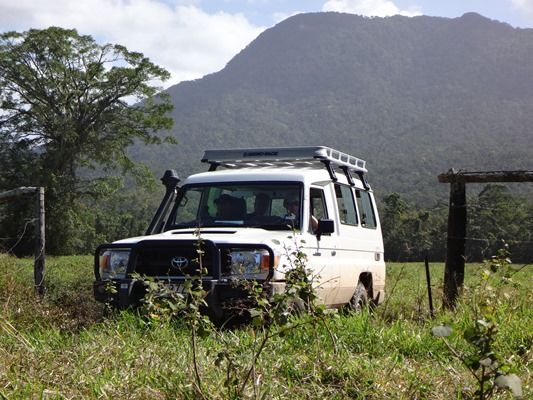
xmin=34 ymin=187 xmax=45 ymax=295
xmin=440 ymin=170 xmax=467 ymax=309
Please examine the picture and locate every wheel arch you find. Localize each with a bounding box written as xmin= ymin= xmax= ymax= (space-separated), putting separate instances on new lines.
xmin=358 ymin=272 xmax=373 ymax=298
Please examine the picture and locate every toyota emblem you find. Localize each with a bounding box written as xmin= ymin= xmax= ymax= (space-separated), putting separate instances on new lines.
xmin=171 ymin=256 xmax=189 ymax=269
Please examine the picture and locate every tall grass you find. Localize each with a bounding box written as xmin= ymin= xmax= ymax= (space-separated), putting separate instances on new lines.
xmin=0 ymin=253 xmax=531 ymax=399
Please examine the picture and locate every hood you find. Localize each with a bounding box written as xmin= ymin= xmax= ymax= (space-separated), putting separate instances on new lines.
xmin=112 ymin=227 xmax=301 ymax=248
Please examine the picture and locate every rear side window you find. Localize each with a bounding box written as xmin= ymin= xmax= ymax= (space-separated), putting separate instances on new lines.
xmin=334 ymin=184 xmax=358 ymax=225
xmin=355 ymin=190 xmax=377 ymax=229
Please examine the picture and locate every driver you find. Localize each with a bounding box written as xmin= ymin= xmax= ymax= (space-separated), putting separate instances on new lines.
xmin=283 ymin=194 xmax=318 ymax=231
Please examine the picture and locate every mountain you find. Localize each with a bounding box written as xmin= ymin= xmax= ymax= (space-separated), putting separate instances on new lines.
xmin=132 ymin=12 xmax=533 ymax=205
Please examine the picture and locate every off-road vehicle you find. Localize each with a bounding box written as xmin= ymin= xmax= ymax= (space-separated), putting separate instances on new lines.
xmin=93 ymin=146 xmax=386 ymax=319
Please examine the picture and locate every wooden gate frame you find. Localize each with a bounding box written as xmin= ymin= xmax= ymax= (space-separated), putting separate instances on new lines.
xmin=0 ymin=187 xmax=45 ymax=295
xmin=438 ymin=169 xmax=533 ymax=308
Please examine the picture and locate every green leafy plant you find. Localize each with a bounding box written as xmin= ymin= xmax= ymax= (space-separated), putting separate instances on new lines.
xmin=137 ymin=228 xmax=212 ymax=399
xmin=137 ymin=230 xmax=337 ymax=398
xmin=214 ymin=235 xmax=338 ymax=398
xmin=432 ymin=245 xmax=524 ymax=399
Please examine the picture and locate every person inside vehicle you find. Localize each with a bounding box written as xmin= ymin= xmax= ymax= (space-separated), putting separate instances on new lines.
xmin=247 ymin=193 xmax=270 ymax=218
xmin=283 ymin=194 xmax=319 ymax=231
xmin=215 ymin=194 xmax=239 ymax=219
xmin=283 ymin=195 xmax=299 ymax=222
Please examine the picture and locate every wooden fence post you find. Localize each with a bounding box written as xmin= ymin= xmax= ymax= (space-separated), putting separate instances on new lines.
xmin=443 ymin=178 xmax=466 ymax=309
xmin=34 ymin=187 xmax=45 ymax=295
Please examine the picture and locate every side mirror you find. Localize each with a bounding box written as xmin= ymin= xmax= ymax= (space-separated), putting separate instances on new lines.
xmin=316 ymin=219 xmax=334 ymax=241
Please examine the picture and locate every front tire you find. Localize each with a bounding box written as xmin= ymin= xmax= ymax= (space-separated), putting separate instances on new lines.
xmin=348 ymin=282 xmax=368 ymax=312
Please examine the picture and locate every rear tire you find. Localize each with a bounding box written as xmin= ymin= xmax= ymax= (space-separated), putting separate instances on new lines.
xmin=348 ymin=282 xmax=368 ymax=312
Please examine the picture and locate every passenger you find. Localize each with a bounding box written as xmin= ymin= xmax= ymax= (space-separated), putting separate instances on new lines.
xmin=214 ymin=194 xmax=235 ymax=219
xmin=247 ymin=193 xmax=270 ymax=218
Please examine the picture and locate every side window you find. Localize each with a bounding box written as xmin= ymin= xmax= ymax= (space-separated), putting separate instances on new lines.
xmin=173 ymin=188 xmax=203 ymax=222
xmin=310 ymin=188 xmax=328 ymax=220
xmin=355 ymin=190 xmax=377 ymax=229
xmin=334 ymin=184 xmax=358 ymax=225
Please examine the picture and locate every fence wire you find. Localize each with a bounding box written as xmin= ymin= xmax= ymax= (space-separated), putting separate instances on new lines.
xmin=8 ymin=218 xmax=36 ymax=253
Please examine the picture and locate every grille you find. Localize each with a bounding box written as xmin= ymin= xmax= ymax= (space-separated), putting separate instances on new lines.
xmin=133 ymin=242 xmax=216 ymax=277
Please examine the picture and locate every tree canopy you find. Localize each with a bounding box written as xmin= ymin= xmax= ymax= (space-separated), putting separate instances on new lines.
xmin=0 ymin=27 xmax=174 ymax=254
xmin=380 ymin=188 xmax=533 ymax=263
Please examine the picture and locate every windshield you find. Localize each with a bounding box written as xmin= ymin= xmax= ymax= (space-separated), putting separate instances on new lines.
xmin=167 ymin=182 xmax=302 ymax=230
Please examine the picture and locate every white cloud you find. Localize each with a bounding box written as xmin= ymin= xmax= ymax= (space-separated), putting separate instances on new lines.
xmin=511 ymin=0 xmax=533 ymax=14
xmin=322 ymin=0 xmax=421 ymax=18
xmin=0 ymin=0 xmax=265 ymax=86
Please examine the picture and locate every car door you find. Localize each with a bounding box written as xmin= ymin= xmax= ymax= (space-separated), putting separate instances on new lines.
xmin=304 ymin=185 xmax=340 ymax=306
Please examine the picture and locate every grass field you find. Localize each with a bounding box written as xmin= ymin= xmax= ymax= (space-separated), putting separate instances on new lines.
xmin=0 ymin=254 xmax=531 ymax=399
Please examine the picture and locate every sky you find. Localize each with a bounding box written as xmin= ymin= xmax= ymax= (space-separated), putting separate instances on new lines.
xmin=1 ymin=0 xmax=533 ymax=87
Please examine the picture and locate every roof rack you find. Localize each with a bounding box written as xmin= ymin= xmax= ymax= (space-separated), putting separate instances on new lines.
xmin=201 ymin=146 xmax=369 ymax=187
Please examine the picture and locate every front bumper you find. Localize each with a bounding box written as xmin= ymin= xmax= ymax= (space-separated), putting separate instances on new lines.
xmin=94 ymin=239 xmax=279 ymax=322
xmin=93 ymin=278 xmax=286 ymax=322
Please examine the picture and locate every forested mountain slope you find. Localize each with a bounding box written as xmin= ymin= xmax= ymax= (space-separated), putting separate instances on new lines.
xmin=133 ymin=12 xmax=533 ymax=205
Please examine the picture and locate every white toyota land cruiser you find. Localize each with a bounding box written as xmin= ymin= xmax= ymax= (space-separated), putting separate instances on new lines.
xmin=93 ymin=146 xmax=386 ymax=319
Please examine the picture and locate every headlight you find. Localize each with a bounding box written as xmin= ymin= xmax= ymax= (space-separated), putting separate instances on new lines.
xmin=99 ymin=249 xmax=130 ymax=279
xmin=228 ymin=249 xmax=275 ymax=276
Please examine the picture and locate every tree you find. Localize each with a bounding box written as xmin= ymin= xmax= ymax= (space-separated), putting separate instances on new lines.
xmin=380 ymin=193 xmax=447 ymax=262
xmin=381 ymin=193 xmax=412 ymax=261
xmin=468 ymin=185 xmax=532 ymax=262
xmin=0 ymin=27 xmax=174 ymax=254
